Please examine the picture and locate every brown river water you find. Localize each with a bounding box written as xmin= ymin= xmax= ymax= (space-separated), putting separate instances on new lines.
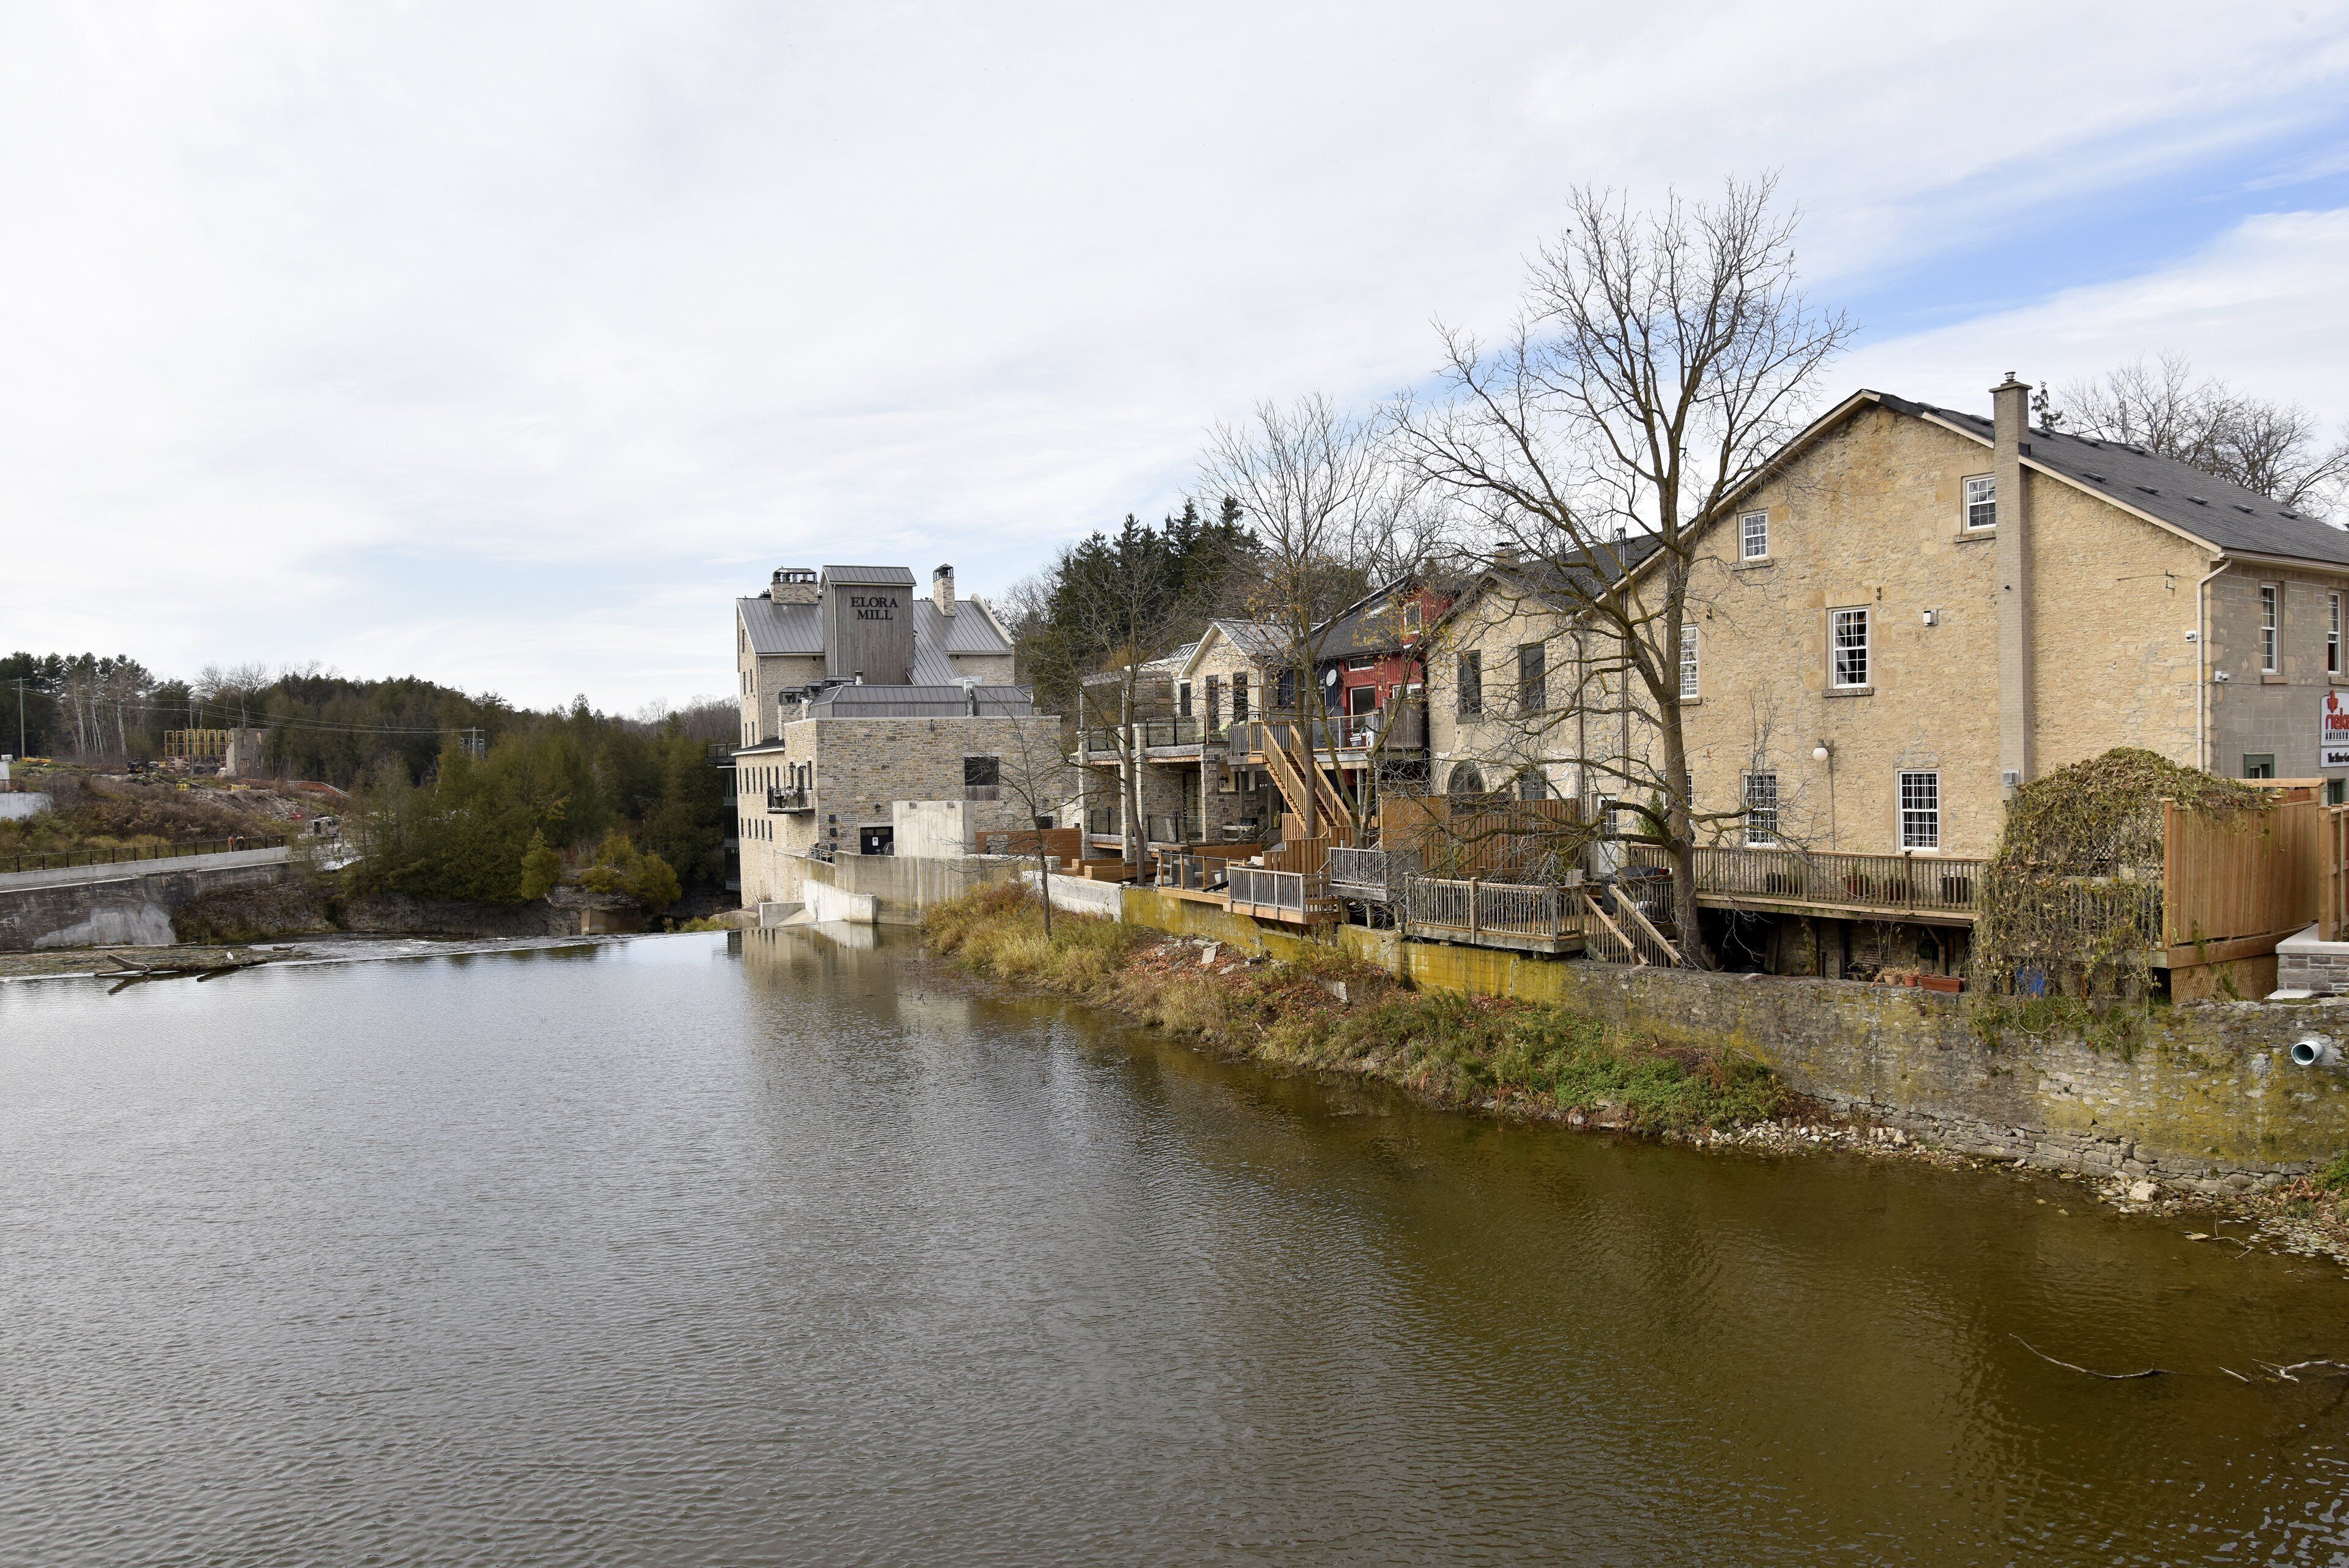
xmin=6 ymin=927 xmax=2349 ymax=1565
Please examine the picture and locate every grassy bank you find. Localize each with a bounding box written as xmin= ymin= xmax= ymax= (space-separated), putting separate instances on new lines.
xmin=923 ymin=884 xmax=1789 ymax=1134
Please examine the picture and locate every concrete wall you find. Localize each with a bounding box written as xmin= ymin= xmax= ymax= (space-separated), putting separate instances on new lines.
xmin=0 ymin=853 xmax=292 ymax=949
xmin=798 ymin=849 xmax=1026 ymax=925
xmin=802 ymin=878 xmax=878 ymax=924
xmin=1116 ymin=887 xmax=2349 ymax=1190
xmin=892 ymin=800 xmax=970 ymax=859
xmin=1023 ymin=870 xmax=1126 ymax=921
xmin=0 ymin=792 xmax=54 ymax=822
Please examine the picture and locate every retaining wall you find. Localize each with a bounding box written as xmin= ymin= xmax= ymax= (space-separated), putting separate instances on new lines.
xmin=1118 ymin=887 xmax=2349 ymax=1192
xmin=0 ymin=852 xmax=293 ymax=949
xmin=800 ymin=852 xmax=1027 ymax=926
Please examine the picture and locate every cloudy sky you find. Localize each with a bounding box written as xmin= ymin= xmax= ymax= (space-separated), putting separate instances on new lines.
xmin=5 ymin=1 xmax=2348 ymax=711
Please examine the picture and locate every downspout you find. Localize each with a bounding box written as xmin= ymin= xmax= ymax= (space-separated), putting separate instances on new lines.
xmin=2194 ymin=559 xmax=2227 ymax=773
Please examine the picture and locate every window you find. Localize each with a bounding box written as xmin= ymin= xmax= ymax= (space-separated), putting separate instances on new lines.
xmin=2245 ymin=754 xmax=2277 ymax=780
xmin=1518 ymin=771 xmax=1549 ymax=802
xmin=1457 ymin=650 xmax=1483 ymax=716
xmin=2262 ymin=584 xmax=2280 ymax=673
xmin=1178 ymin=681 xmax=1192 ymax=718
xmin=1401 ymin=600 xmax=1423 ymax=636
xmin=1232 ymin=672 xmax=1250 ymax=721
xmin=1742 ymin=771 xmax=1779 ymax=847
xmin=2329 ymin=779 xmax=2347 ymax=807
xmin=1964 ymin=474 xmax=1996 ymax=531
xmin=2330 ymin=593 xmax=2340 ymax=675
xmin=1347 ymin=654 xmax=1376 ymax=670
xmin=963 ymin=756 xmax=1000 ymax=787
xmin=1740 ymin=509 xmax=1769 ymax=560
xmin=1831 ymin=608 xmax=1870 ymax=688
xmin=1517 ymin=642 xmax=1546 ymax=716
xmin=1679 ymin=625 xmax=1699 ymax=700
xmin=1899 ymin=771 xmax=1939 ymax=849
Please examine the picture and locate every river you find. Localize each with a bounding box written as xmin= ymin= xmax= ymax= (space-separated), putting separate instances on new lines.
xmin=6 ymin=927 xmax=2349 ymax=1565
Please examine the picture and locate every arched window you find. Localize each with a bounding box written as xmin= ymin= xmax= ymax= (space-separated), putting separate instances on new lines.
xmin=1446 ymin=762 xmax=1486 ymax=797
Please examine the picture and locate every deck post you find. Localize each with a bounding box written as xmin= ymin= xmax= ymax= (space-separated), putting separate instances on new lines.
xmin=1468 ymin=878 xmax=1480 ymax=938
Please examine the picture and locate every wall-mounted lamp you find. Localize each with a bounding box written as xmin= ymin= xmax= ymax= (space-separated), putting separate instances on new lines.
xmin=1812 ymin=741 xmax=1831 ymax=762
xmin=1921 ymin=608 xmax=1940 ymax=626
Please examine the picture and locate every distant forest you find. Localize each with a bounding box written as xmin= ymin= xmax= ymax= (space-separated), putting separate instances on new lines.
xmin=0 ymin=655 xmax=738 ymax=898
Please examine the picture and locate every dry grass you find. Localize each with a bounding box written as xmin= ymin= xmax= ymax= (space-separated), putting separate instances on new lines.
xmin=923 ymin=886 xmax=1789 ymax=1134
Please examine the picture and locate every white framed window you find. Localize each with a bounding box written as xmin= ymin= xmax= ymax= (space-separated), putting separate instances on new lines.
xmin=2261 ymin=584 xmax=2280 ymax=673
xmin=1679 ymin=625 xmax=1699 ymax=699
xmin=2329 ymin=593 xmax=2340 ymax=675
xmin=1742 ymin=771 xmax=1779 ymax=847
xmin=1831 ymin=608 xmax=1870 ymax=688
xmin=1899 ymin=771 xmax=1940 ymax=850
xmin=1963 ymin=474 xmax=1996 ymax=531
xmin=1740 ymin=510 xmax=1769 ymax=560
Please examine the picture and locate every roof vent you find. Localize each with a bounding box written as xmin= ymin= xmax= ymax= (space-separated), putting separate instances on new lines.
xmin=2084 ymin=472 xmax=2106 ymax=482
xmin=2137 ymin=486 xmax=2161 ymax=497
xmin=2189 ymin=496 xmax=2208 ymax=506
xmin=2235 ymin=504 xmax=2256 ymax=514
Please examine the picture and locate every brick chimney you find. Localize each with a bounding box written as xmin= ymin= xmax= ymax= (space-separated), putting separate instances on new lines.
xmin=933 ymin=563 xmax=956 ymax=617
xmin=1992 ymin=373 xmax=2033 ymax=792
xmin=770 ymin=568 xmax=818 ymax=606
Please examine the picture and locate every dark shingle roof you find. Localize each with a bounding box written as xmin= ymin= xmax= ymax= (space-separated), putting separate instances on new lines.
xmin=1881 ymin=395 xmax=2349 ymax=567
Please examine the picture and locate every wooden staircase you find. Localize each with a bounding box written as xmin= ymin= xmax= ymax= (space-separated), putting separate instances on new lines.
xmin=1258 ymin=725 xmax=1356 ymax=847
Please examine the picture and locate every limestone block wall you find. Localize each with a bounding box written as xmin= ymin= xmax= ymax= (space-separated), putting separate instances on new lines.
xmin=1674 ymin=406 xmax=2210 ymax=858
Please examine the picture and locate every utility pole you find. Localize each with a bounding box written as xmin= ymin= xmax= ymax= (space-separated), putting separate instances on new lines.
xmin=15 ymin=675 xmax=23 ymax=758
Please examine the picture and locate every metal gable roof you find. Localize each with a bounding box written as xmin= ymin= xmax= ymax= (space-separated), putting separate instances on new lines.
xmin=739 ymin=596 xmax=822 ymax=655
xmin=818 ymin=564 xmax=916 ymax=588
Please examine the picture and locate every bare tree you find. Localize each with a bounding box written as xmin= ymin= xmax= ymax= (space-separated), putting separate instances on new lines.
xmin=1392 ymin=177 xmax=1850 ymax=964
xmin=2049 ymin=354 xmax=2349 ymax=517
xmin=977 ymin=697 xmax=1088 ymax=938
xmin=1201 ymin=393 xmax=1423 ymax=844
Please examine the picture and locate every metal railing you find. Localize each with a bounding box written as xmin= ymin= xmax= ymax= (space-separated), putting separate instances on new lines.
xmin=1327 ymin=844 xmax=1420 ymax=901
xmin=1081 ymin=719 xmax=1217 ymax=756
xmin=1085 ymin=807 xmax=1120 ymax=836
xmin=1624 ymin=843 xmax=1984 ymax=915
xmin=1226 ymin=865 xmax=1329 ymax=921
xmin=1403 ymin=874 xmax=1584 ymax=941
xmin=1145 ymin=813 xmax=1205 ymax=845
xmin=3 ymin=835 xmax=286 ymax=876
xmin=767 ymin=786 xmax=812 ymax=812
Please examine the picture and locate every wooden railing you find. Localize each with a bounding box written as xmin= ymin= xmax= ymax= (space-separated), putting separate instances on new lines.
xmin=1624 ymin=843 xmax=1984 ymax=916
xmin=1226 ymin=866 xmax=1332 ymax=924
xmin=1402 ymin=875 xmax=1583 ymax=943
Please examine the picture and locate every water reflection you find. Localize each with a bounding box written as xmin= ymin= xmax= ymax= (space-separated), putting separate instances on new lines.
xmin=4 ymin=927 xmax=2347 ymax=1566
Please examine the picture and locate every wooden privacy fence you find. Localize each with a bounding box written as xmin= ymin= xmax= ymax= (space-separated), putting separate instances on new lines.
xmin=2324 ymin=804 xmax=2349 ymax=942
xmin=2162 ymin=797 xmax=2318 ymax=951
xmin=1265 ymin=835 xmax=1332 ymax=875
xmin=974 ymin=826 xmax=1083 ymax=866
xmin=1382 ymin=795 xmax=1585 ymax=880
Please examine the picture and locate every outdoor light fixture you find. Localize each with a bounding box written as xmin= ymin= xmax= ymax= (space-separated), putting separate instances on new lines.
xmin=1921 ymin=608 xmax=1940 ymax=626
xmin=1812 ymin=742 xmax=1831 ymax=762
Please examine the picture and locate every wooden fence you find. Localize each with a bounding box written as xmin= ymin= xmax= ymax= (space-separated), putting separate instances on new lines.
xmin=2162 ymin=797 xmax=2318 ymax=953
xmin=2323 ymin=804 xmax=2349 ymax=943
xmin=1381 ymin=796 xmax=1585 ymax=880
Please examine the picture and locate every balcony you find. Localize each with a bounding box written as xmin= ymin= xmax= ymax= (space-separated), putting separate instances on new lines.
xmin=1145 ymin=813 xmax=1206 ymax=845
xmin=1225 ymin=866 xmax=1337 ymax=926
xmin=767 ymin=786 xmax=812 ymax=813
xmin=1079 ymin=719 xmax=1221 ymax=757
xmin=1625 ymin=844 xmax=1984 ymax=923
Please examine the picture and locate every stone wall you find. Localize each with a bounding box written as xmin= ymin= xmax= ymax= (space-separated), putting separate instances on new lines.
xmin=1116 ymin=887 xmax=2349 ymax=1191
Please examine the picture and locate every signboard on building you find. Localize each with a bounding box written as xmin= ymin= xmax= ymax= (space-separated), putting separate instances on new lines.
xmin=2323 ymin=690 xmax=2349 ymax=768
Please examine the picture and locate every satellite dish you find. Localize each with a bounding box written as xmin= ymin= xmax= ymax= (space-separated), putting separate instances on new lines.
xmin=1324 ymin=668 xmax=1340 ymax=686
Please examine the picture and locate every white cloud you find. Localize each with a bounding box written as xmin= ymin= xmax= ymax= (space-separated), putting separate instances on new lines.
xmin=2 ymin=1 xmax=2347 ymax=705
xmin=1843 ymin=207 xmax=2349 ymax=425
